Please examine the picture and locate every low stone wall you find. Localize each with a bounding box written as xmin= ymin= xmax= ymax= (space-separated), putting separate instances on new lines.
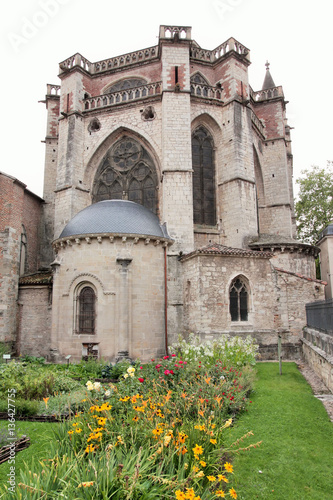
xmin=301 ymin=327 xmax=333 ymax=392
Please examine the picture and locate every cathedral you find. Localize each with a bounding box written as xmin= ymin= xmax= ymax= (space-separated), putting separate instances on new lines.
xmin=0 ymin=25 xmax=326 ymax=362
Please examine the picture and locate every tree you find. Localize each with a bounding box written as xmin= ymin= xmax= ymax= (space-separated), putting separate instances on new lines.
xmin=295 ymin=164 xmax=333 ymax=246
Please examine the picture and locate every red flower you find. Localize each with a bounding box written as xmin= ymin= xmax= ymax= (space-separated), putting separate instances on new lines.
xmin=171 ymin=354 xmax=176 ymax=357
xmin=163 ymin=355 xmax=169 ymax=360
xmin=138 ymin=378 xmax=144 ymax=383
xmin=164 ymin=369 xmax=170 ymax=375
xmin=170 ymin=370 xmax=174 ymax=375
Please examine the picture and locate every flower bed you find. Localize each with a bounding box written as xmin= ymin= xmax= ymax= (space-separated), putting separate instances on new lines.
xmin=13 ymin=335 xmax=261 ymax=499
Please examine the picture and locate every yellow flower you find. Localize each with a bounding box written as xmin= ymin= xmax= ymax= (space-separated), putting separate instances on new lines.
xmin=222 ymin=418 xmax=233 ymax=429
xmin=85 ymin=444 xmax=95 ymax=453
xmin=195 ymin=471 xmax=204 ymax=478
xmin=68 ymin=430 xmax=74 ymax=435
xmin=229 ymin=488 xmax=237 ymax=499
xmin=78 ymin=481 xmax=94 ymax=488
xmin=98 ymin=418 xmax=107 ymax=426
xmin=199 ymin=460 xmax=206 ymax=467
xmin=132 ymin=415 xmax=139 ymax=422
xmin=215 ymin=490 xmax=225 ymax=498
xmin=217 ymin=474 xmax=228 ymax=483
xmin=123 ymin=373 xmax=129 ymax=379
xmin=164 ymin=435 xmax=172 ymax=446
xmin=192 ymin=465 xmax=200 ymax=473
xmin=207 ymin=475 xmax=216 ymax=482
xmin=185 ymin=488 xmax=196 ymax=499
xmin=210 ymin=438 xmax=217 ymax=445
xmin=75 ymin=428 xmax=82 ymax=433
xmin=175 ymin=490 xmax=186 ymax=500
xmin=192 ymin=444 xmax=203 ymax=456
xmin=224 ymin=462 xmax=233 ymax=473
xmin=127 ymin=366 xmax=135 ymax=374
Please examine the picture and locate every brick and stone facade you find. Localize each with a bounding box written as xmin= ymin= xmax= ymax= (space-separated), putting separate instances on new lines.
xmin=1 ymin=25 xmax=327 ymax=361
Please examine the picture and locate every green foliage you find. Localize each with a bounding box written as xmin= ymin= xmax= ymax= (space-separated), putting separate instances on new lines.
xmin=0 ymin=398 xmax=39 ymax=417
xmin=170 ymin=333 xmax=259 ymax=368
xmin=101 ymin=360 xmax=131 ymax=379
xmin=295 ymin=164 xmax=333 ymax=245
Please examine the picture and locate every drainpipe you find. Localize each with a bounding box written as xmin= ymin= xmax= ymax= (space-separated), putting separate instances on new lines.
xmin=164 ymin=244 xmax=168 ymax=355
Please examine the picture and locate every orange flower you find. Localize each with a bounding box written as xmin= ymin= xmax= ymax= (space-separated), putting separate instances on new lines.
xmin=181 ymin=392 xmax=187 ymax=399
xmin=229 ymin=487 xmax=237 ymax=499
xmin=224 ymin=462 xmax=233 ymax=473
xmin=217 ymin=474 xmax=228 ymax=483
xmin=204 ymin=377 xmax=211 ymax=384
xmin=43 ymin=397 xmax=49 ymax=408
xmin=215 ymin=490 xmax=225 ymax=498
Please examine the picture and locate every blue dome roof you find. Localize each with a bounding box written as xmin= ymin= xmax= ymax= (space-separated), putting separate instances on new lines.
xmin=59 ymin=200 xmax=171 ymax=239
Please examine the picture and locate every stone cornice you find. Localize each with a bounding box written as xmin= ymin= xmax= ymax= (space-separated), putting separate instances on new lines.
xmin=53 ymin=233 xmax=173 ymax=251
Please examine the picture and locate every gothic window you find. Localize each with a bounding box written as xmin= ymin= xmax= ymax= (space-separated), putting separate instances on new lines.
xmin=190 ymin=73 xmax=209 ymax=97
xmin=77 ymin=286 xmax=96 ymax=334
xmin=93 ymin=137 xmax=158 ymax=214
xmin=229 ymin=277 xmax=248 ymax=322
xmin=192 ymin=126 xmax=216 ymax=225
xmin=104 ymin=78 xmax=147 ymax=94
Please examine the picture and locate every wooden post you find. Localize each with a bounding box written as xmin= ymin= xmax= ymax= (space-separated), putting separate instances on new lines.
xmin=278 ymin=335 xmax=282 ymax=375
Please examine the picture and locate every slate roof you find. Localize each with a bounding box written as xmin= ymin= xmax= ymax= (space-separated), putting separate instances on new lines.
xmin=59 ymin=200 xmax=171 ymax=240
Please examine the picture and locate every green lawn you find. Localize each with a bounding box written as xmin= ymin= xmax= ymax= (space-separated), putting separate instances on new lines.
xmin=0 ymin=421 xmax=58 ymax=494
xmin=225 ymin=362 xmax=333 ymax=500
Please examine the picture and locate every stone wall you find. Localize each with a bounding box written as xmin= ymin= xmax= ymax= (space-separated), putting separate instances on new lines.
xmin=17 ymin=286 xmax=52 ymax=357
xmin=51 ymin=236 xmax=167 ymax=362
xmin=302 ymin=327 xmax=333 ymax=392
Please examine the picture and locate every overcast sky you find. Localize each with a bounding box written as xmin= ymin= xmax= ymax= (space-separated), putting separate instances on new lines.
xmin=2 ymin=0 xmax=332 ymax=198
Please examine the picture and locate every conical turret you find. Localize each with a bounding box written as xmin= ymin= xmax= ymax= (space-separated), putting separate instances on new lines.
xmin=262 ymin=60 xmax=276 ymax=89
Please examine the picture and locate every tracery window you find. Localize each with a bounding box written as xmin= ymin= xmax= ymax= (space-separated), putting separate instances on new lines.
xmin=192 ymin=126 xmax=216 ymax=225
xmin=190 ymin=73 xmax=209 ymax=97
xmin=92 ymin=137 xmax=158 ymax=214
xmin=104 ymin=78 xmax=147 ymax=94
xmin=229 ymin=277 xmax=248 ymax=322
xmin=77 ymin=286 xmax=96 ymax=334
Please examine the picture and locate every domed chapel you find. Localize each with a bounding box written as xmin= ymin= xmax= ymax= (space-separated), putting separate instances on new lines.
xmin=1 ymin=25 xmax=326 ymax=362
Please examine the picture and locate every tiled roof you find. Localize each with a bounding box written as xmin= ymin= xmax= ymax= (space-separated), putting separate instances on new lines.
xmin=181 ymin=243 xmax=272 ymax=260
xmin=274 ymin=267 xmax=327 ymax=285
xmin=19 ymin=272 xmax=53 ymax=286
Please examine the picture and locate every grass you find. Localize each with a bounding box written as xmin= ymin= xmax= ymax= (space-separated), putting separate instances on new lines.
xmin=0 ymin=421 xmax=58 ymax=492
xmin=225 ymin=362 xmax=333 ymax=500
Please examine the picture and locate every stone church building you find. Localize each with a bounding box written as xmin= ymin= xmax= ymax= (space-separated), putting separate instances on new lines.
xmin=0 ymin=25 xmax=326 ymax=362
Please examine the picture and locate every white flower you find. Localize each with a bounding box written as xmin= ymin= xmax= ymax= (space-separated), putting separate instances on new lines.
xmin=93 ymin=382 xmax=101 ymax=390
xmin=127 ymin=366 xmax=135 ymax=374
xmin=104 ymin=390 xmax=111 ymax=396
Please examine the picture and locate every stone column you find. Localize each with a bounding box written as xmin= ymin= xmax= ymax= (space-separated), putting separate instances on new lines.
xmin=116 ymin=258 xmax=132 ymax=360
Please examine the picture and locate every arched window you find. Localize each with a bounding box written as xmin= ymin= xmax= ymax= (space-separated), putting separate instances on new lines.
xmin=92 ymin=137 xmax=158 ymax=214
xmin=229 ymin=277 xmax=248 ymax=322
xmin=77 ymin=286 xmax=96 ymax=334
xmin=104 ymin=78 xmax=147 ymax=94
xmin=192 ymin=126 xmax=216 ymax=225
xmin=190 ymin=73 xmax=210 ymax=97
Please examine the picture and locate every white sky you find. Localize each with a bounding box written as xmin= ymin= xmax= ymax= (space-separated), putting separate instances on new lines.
xmin=1 ymin=0 xmax=332 ymax=198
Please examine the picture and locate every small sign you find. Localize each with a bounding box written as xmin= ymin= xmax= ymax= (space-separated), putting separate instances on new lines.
xmin=65 ymin=355 xmax=71 ymax=360
xmin=3 ymin=354 xmax=11 ymax=360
